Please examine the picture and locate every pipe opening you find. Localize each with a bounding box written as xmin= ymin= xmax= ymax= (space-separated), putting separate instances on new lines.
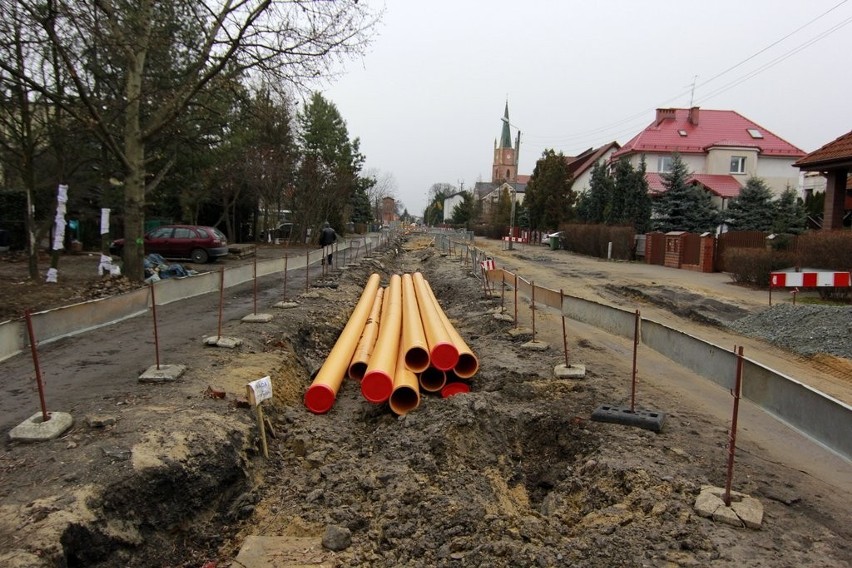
xmin=348 ymin=361 xmax=368 ymax=381
xmin=430 ymin=342 xmax=459 ymax=371
xmin=362 ymin=370 xmax=393 ymax=403
xmin=441 ymin=382 xmax=470 ymax=398
xmin=453 ymin=353 xmax=479 ymax=379
xmin=304 ymin=384 xmax=336 ymax=414
xmin=389 ymin=386 xmax=420 ymax=415
xmin=419 ymin=366 xmax=447 ymax=392
xmin=404 ymin=347 xmax=430 ymax=373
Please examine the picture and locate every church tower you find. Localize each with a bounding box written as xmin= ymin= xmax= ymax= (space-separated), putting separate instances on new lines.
xmin=492 ymin=101 xmax=517 ymax=183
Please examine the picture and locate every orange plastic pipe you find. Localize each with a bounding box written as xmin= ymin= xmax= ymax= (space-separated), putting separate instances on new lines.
xmin=401 ymin=273 xmax=430 ymax=373
xmin=362 ymin=274 xmax=402 ymax=403
xmin=418 ymin=365 xmax=447 ymax=392
xmin=423 ymin=276 xmax=480 ymax=379
xmin=304 ymin=273 xmax=381 ymax=414
xmin=412 ymin=272 xmax=458 ymax=371
xmin=348 ymin=286 xmax=385 ymax=380
xmin=389 ymin=341 xmax=420 ymax=415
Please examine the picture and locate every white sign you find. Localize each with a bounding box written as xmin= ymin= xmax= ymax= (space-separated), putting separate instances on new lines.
xmin=247 ymin=376 xmax=272 ymax=405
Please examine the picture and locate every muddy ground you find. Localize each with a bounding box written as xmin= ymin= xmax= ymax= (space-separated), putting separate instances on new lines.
xmin=0 ymin=236 xmax=850 ymax=567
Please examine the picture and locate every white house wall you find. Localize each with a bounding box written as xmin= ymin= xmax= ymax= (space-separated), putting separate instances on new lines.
xmin=755 ymin=157 xmax=801 ymax=196
xmin=443 ymin=195 xmax=464 ymax=221
xmin=705 ymin=147 xmax=759 ymax=177
xmin=574 ymin=147 xmax=620 ymax=194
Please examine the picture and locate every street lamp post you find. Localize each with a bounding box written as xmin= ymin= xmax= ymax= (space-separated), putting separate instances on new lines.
xmin=508 ymin=188 xmax=516 ymax=250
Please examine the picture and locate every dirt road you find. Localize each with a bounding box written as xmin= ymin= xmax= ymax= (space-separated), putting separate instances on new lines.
xmin=473 ymin=238 xmax=852 ymax=406
xmin=0 ymin=234 xmax=850 ymax=567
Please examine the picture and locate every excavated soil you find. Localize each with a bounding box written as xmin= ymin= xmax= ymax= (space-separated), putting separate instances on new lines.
xmin=0 ymin=236 xmax=850 ymax=567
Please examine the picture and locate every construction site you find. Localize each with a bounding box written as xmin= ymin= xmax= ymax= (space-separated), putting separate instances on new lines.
xmin=0 ymin=230 xmax=850 ymax=567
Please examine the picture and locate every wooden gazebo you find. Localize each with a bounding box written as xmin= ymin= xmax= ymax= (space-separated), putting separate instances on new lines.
xmin=794 ymin=130 xmax=852 ymax=230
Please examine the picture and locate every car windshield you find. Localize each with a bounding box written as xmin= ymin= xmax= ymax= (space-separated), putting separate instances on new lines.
xmin=212 ymin=228 xmax=226 ymax=241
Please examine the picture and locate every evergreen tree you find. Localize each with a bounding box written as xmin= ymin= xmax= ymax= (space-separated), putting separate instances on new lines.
xmin=620 ymin=156 xmax=652 ymax=233
xmin=576 ymin=161 xmax=612 ymax=224
xmin=725 ymin=176 xmax=774 ymax=231
xmin=653 ymin=154 xmax=719 ymax=232
xmin=296 ymin=92 xmax=364 ymax=237
xmin=524 ymin=149 xmax=574 ymax=230
xmin=450 ymin=191 xmax=475 ymax=227
xmin=773 ymin=187 xmax=807 ymax=234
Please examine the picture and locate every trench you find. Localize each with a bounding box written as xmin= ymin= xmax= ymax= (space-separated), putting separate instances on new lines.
xmin=59 ymin=429 xmax=254 ymax=567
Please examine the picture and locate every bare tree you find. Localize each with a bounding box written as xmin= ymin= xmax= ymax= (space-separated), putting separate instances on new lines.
xmin=0 ymin=0 xmax=379 ymax=280
xmin=364 ymin=168 xmax=398 ymax=222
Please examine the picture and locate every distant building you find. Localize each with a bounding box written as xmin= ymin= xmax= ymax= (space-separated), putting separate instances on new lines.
xmin=475 ymin=102 xmax=529 ymax=216
xmin=565 ymin=142 xmax=621 ymax=194
xmin=381 ymin=196 xmax=397 ymax=225
xmin=612 ymin=107 xmax=806 ymax=210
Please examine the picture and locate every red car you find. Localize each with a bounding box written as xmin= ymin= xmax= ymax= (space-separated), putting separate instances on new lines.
xmin=110 ymin=225 xmax=229 ymax=263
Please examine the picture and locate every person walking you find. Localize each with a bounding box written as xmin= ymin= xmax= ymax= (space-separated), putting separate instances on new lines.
xmin=319 ymin=221 xmax=337 ymax=266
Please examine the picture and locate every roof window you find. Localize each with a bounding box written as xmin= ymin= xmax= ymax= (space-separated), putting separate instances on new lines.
xmin=678 ymin=129 xmax=687 ymax=137
xmin=747 ymin=128 xmax=763 ymax=139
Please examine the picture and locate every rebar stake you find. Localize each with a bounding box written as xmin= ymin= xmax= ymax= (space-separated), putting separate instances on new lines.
xmin=24 ymin=309 xmax=49 ymax=422
xmin=724 ymin=346 xmax=745 ymax=507
xmin=150 ymin=282 xmax=161 ymax=370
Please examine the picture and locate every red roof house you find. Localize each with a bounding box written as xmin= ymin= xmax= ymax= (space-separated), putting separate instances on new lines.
xmin=612 ymin=107 xmax=806 ymax=207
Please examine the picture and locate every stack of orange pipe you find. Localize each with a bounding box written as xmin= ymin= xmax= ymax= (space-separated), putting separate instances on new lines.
xmin=304 ymin=272 xmax=478 ymax=416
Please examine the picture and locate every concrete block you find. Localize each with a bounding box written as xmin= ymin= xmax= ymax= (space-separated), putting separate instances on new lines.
xmin=507 ymin=327 xmax=532 ymax=338
xmin=242 ymin=313 xmax=273 ymax=323
xmin=554 ymin=363 xmax=586 ymax=379
xmin=712 ymin=504 xmax=744 ymax=527
xmin=273 ymin=301 xmax=299 ymax=309
xmin=521 ymin=340 xmax=550 ymax=351
xmin=230 ymin=535 xmax=331 ymax=567
xmin=138 ymin=363 xmax=186 ymax=383
xmin=493 ymin=312 xmax=514 ymax=322
xmin=9 ymin=411 xmax=73 ymax=442
xmin=731 ymin=497 xmax=764 ymax=529
xmin=203 ymin=336 xmax=243 ymax=349
xmin=694 ymin=485 xmax=763 ymax=529
xmin=590 ymin=405 xmax=666 ymax=432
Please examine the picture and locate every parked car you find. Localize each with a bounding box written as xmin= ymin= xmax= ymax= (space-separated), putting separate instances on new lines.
xmin=109 ymin=225 xmax=229 ymax=263
xmin=259 ymin=222 xmax=294 ymax=241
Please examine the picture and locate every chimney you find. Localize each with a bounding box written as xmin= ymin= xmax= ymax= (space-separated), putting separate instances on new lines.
xmin=655 ymin=108 xmax=676 ymax=125
xmin=688 ymin=106 xmax=700 ymax=125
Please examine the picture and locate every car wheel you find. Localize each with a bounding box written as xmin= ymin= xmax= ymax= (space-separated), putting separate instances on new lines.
xmin=191 ymin=248 xmax=209 ymax=263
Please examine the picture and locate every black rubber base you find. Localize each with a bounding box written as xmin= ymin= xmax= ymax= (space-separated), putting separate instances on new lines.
xmin=591 ymin=405 xmax=666 ymax=433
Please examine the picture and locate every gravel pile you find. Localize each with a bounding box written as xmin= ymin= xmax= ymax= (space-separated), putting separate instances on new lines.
xmin=729 ymin=304 xmax=852 ymax=359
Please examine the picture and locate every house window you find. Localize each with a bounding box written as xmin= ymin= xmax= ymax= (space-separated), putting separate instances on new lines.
xmin=658 ymin=156 xmax=673 ymax=173
xmin=730 ymin=156 xmax=746 ymax=174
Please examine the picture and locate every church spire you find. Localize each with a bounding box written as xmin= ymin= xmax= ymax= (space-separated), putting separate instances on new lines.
xmin=499 ymin=101 xmax=512 ymax=149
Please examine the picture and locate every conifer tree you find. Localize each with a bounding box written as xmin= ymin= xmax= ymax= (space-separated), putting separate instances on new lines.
xmin=576 ymin=161 xmax=612 ymax=224
xmin=725 ymin=177 xmax=774 ymax=231
xmin=653 ymin=154 xmax=719 ymax=232
xmin=614 ymin=156 xmax=652 ymax=232
xmin=772 ymin=187 xmax=806 ymax=234
xmin=524 ymin=149 xmax=574 ymax=230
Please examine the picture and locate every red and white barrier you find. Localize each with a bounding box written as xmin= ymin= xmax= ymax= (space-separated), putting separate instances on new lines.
xmin=768 ymin=270 xmax=851 ymax=305
xmin=480 ymin=258 xmax=495 ymax=271
xmin=770 ymin=271 xmax=851 ymax=288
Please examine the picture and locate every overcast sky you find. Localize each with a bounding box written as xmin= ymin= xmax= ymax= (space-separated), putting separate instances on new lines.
xmin=322 ymin=0 xmax=852 ymax=216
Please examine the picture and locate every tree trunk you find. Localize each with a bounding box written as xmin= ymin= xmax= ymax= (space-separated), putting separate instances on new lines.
xmin=122 ymin=51 xmax=147 ymax=282
xmin=25 ymin=186 xmax=38 ymax=280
